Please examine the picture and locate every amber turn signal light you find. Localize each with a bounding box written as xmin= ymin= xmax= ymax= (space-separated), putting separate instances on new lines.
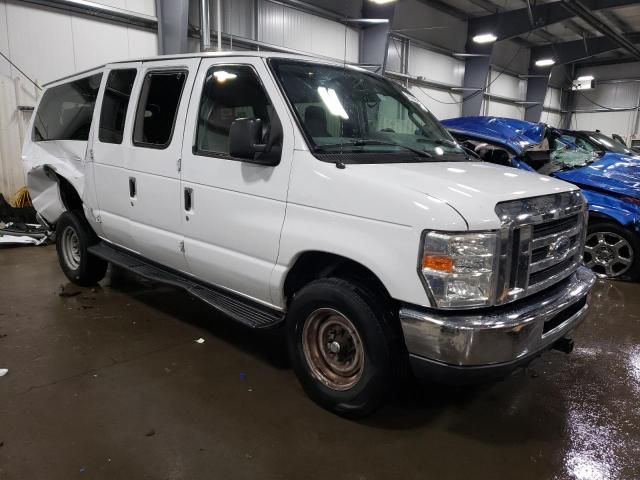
xmin=422 ymin=255 xmax=454 ymax=273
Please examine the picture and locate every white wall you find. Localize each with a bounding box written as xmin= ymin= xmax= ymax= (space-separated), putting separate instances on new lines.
xmin=542 ymin=87 xmax=562 ymax=127
xmin=407 ymin=45 xmax=464 ymax=87
xmin=409 ymin=86 xmax=462 ymax=120
xmin=0 ymin=0 xmax=158 ymax=197
xmin=482 ymin=69 xmax=526 ymax=120
xmin=569 ymin=64 xmax=640 ymax=143
xmin=387 ymin=45 xmax=464 ymax=119
xmin=569 ymin=80 xmax=640 ymax=141
xmin=258 ymin=0 xmax=359 ymax=62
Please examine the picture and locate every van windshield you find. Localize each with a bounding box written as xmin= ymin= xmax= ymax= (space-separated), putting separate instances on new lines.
xmin=270 ymin=60 xmax=467 ymax=163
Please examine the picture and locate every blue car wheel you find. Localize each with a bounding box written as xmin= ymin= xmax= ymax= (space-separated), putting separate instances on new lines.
xmin=584 ymin=220 xmax=639 ymax=280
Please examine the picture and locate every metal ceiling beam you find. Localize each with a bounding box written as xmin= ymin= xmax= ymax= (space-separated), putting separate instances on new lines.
xmin=414 ymin=0 xmax=468 ymax=21
xmin=560 ymin=0 xmax=640 ymax=61
xmin=531 ymin=31 xmax=640 ymax=64
xmin=16 ymin=0 xmax=157 ymax=29
xmin=468 ymin=0 xmax=638 ymax=41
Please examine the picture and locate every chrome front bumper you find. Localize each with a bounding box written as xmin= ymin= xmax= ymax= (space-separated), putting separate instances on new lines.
xmin=400 ymin=266 xmax=596 ymax=371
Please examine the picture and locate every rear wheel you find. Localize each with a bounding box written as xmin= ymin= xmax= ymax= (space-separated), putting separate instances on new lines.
xmin=286 ymin=277 xmax=404 ymax=418
xmin=56 ymin=211 xmax=107 ymax=286
xmin=584 ymin=220 xmax=639 ymax=280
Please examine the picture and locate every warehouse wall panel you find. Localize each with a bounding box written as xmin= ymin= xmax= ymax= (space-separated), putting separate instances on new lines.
xmin=544 ymin=87 xmax=562 ymax=111
xmin=570 ymin=110 xmax=638 ymax=139
xmin=408 ymin=46 xmax=464 ymax=87
xmin=5 ymin=2 xmax=76 ymax=84
xmin=542 ymin=110 xmax=561 ymax=128
xmin=489 ymin=70 xmax=526 ymax=102
xmin=409 ymin=86 xmax=462 ymax=120
xmin=486 ymin=100 xmax=524 ymax=120
xmin=71 ymin=15 xmax=130 ymax=71
xmin=258 ymin=0 xmax=359 ymax=62
xmin=92 ymin=0 xmax=156 ymax=16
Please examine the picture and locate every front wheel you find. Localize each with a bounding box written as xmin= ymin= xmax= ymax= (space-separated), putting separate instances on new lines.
xmin=56 ymin=211 xmax=108 ymax=286
xmin=286 ymin=278 xmax=405 ymax=418
xmin=584 ymin=220 xmax=640 ymax=281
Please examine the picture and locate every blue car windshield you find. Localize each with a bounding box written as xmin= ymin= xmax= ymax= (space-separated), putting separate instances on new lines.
xmin=551 ymin=137 xmax=599 ymax=168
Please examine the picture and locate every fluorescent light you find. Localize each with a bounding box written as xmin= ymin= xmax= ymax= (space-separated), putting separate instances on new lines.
xmin=369 ymin=0 xmax=396 ymax=3
xmin=472 ymin=33 xmax=497 ymax=44
xmin=317 ymin=87 xmax=349 ymax=120
xmin=213 ymin=70 xmax=237 ymax=83
xmin=577 ymin=75 xmax=594 ymax=81
xmin=535 ymin=58 xmax=555 ymax=67
xmin=347 ymin=18 xmax=389 ymax=24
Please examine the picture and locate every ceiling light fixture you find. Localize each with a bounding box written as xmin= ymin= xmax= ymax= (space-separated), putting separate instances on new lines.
xmin=472 ymin=33 xmax=497 ymax=44
xmin=369 ymin=0 xmax=396 ymax=4
xmin=577 ymin=75 xmax=594 ymax=81
xmin=535 ymin=58 xmax=555 ymax=67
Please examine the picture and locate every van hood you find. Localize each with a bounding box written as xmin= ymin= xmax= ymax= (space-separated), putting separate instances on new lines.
xmin=345 ymin=160 xmax=576 ymax=230
xmin=554 ymin=153 xmax=640 ymax=200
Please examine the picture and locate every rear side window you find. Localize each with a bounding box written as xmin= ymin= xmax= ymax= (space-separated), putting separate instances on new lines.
xmin=133 ymin=70 xmax=187 ymax=148
xmin=99 ymin=69 xmax=137 ymax=144
xmin=33 ymin=73 xmax=102 ymax=141
xmin=195 ymin=65 xmax=276 ymax=157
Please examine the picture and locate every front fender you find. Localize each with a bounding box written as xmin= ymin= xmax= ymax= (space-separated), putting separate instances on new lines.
xmin=582 ymin=189 xmax=640 ymax=232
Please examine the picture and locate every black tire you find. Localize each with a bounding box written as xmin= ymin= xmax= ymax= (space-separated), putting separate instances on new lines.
xmin=55 ymin=211 xmax=107 ymax=286
xmin=584 ymin=220 xmax=640 ymax=281
xmin=286 ymin=277 xmax=405 ymax=418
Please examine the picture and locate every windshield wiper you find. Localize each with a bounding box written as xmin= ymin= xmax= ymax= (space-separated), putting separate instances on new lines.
xmin=315 ymin=139 xmax=433 ymax=158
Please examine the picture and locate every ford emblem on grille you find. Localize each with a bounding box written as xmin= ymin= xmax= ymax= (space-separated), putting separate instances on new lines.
xmin=549 ymin=235 xmax=571 ymax=261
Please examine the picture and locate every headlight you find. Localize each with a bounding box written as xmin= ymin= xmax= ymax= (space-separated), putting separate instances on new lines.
xmin=419 ymin=231 xmax=498 ymax=308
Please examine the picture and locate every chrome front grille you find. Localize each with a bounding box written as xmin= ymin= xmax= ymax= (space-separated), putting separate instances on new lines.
xmin=494 ymin=191 xmax=588 ymax=305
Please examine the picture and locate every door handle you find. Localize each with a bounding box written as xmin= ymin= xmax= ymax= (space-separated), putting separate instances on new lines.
xmin=184 ymin=187 xmax=193 ymax=212
xmin=129 ymin=177 xmax=136 ymax=198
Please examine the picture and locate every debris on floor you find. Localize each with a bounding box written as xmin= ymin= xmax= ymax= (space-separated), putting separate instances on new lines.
xmin=145 ymin=429 xmax=156 ymax=437
xmin=58 ymin=285 xmax=81 ymax=298
xmin=0 ymin=222 xmax=50 ymax=246
xmin=0 ymin=369 xmax=8 ymax=377
xmin=195 ymin=338 xmax=205 ymax=344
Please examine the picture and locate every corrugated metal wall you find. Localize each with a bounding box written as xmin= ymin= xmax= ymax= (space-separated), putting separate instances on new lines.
xmin=0 ymin=0 xmax=158 ymax=198
xmin=483 ymin=70 xmax=526 ymax=120
xmin=258 ymin=0 xmax=359 ymax=62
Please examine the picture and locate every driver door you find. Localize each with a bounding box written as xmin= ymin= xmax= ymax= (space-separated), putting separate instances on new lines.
xmin=180 ymin=57 xmax=294 ymax=306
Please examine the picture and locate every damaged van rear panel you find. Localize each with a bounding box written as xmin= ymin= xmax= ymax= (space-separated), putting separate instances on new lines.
xmin=22 ymin=70 xmax=103 ymax=225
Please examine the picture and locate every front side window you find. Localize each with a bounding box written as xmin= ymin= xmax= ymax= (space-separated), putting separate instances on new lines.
xmin=133 ymin=70 xmax=187 ymax=148
xmin=33 ymin=73 xmax=102 ymax=141
xmin=195 ymin=65 xmax=277 ymax=158
xmin=99 ymin=69 xmax=137 ymax=144
xmin=270 ymin=60 xmax=466 ymax=163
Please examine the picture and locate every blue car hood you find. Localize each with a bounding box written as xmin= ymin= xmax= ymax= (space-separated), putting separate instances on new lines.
xmin=554 ymin=153 xmax=640 ymax=199
xmin=441 ymin=116 xmax=545 ymax=154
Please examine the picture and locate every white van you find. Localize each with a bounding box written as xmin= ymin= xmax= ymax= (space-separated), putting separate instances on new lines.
xmin=23 ymin=52 xmax=596 ymax=417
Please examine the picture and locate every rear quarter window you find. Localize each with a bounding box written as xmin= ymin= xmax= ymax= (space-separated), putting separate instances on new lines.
xmin=33 ymin=73 xmax=102 ymax=142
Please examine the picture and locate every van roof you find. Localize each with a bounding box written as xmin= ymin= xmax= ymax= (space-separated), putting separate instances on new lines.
xmin=43 ymin=51 xmax=362 ymax=87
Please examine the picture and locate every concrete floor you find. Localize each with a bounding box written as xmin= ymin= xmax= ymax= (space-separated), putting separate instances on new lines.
xmin=1 ymin=245 xmax=639 ymax=480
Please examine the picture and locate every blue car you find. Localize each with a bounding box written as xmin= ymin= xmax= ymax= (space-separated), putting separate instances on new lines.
xmin=442 ymin=116 xmax=640 ymax=281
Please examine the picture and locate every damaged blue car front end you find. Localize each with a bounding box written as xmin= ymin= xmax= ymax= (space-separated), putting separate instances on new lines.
xmin=442 ymin=116 xmax=640 ymax=279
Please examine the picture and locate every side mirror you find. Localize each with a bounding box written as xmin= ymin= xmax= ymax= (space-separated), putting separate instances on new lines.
xmin=229 ymin=118 xmax=272 ymax=164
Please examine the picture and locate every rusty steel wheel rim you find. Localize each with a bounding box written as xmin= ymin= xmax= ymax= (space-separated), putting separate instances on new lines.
xmin=301 ymin=308 xmax=365 ymax=391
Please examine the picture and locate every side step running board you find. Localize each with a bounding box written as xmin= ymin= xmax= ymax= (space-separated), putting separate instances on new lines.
xmin=88 ymin=242 xmax=284 ymax=329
